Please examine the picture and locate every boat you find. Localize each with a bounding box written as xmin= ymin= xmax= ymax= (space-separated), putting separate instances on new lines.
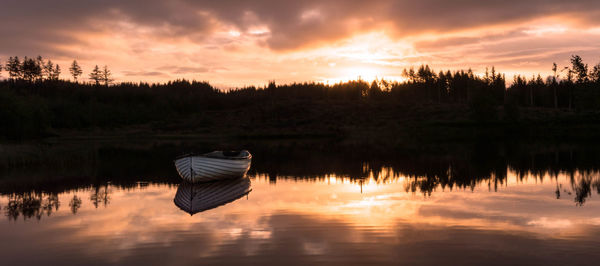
xmin=174 ymin=150 xmax=252 ymax=183
xmin=173 ymin=177 xmax=252 ymax=215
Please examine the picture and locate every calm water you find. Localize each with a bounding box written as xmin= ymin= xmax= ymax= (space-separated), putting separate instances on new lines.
xmin=1 ymin=140 xmax=600 ymax=265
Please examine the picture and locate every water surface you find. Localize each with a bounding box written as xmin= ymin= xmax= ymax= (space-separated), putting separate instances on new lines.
xmin=1 ymin=140 xmax=600 ymax=265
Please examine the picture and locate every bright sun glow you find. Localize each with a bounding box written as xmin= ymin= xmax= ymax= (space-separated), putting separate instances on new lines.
xmin=307 ymin=32 xmax=415 ymax=85
xmin=324 ymin=67 xmax=380 ymax=84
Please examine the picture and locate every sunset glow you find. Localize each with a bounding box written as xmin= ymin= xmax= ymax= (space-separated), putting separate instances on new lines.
xmin=4 ymin=2 xmax=600 ymax=264
xmin=2 ymin=1 xmax=600 ymax=88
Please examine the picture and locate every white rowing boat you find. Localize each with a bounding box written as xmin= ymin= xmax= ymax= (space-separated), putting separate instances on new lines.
xmin=173 ymin=177 xmax=252 ymax=215
xmin=174 ymin=150 xmax=252 ymax=183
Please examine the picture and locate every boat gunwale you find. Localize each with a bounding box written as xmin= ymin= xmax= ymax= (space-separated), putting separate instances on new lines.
xmin=174 ymin=151 xmax=252 ymax=161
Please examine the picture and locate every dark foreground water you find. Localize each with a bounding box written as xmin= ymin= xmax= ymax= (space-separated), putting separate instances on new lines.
xmin=1 ymin=140 xmax=600 ymax=265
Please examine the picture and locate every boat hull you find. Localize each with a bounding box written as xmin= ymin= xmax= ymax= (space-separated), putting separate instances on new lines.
xmin=174 ymin=155 xmax=251 ymax=183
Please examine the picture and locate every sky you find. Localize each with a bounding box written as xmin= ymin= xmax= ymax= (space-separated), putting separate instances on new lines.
xmin=2 ymin=0 xmax=600 ymax=88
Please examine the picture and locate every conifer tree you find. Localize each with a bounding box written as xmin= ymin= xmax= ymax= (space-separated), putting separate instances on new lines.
xmin=590 ymin=63 xmax=600 ymax=83
xmin=571 ymin=55 xmax=589 ymax=83
xmin=552 ymin=63 xmax=559 ymax=108
xmin=89 ymin=65 xmax=102 ymax=85
xmin=51 ymin=64 xmax=61 ymax=80
xmin=101 ymin=65 xmax=113 ymax=86
xmin=43 ymin=60 xmax=54 ymax=80
xmin=69 ymin=60 xmax=83 ymax=82
xmin=21 ymin=56 xmax=42 ymax=81
xmin=6 ymin=56 xmax=22 ymax=79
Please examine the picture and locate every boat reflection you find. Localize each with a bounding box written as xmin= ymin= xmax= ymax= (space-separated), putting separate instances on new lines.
xmin=173 ymin=177 xmax=252 ymax=215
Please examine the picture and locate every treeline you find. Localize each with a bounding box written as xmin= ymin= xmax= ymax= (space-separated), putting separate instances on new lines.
xmin=2 ymin=55 xmax=600 ymax=139
xmin=0 ymin=56 xmax=113 ymax=85
xmin=227 ymin=55 xmax=600 ymax=110
xmin=0 ymin=79 xmax=219 ymax=138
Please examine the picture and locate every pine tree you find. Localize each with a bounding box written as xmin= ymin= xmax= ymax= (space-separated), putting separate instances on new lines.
xmin=570 ymin=55 xmax=589 ymax=83
xmin=51 ymin=65 xmax=61 ymax=80
xmin=552 ymin=63 xmax=559 ymax=109
xmin=6 ymin=56 xmax=22 ymax=79
xmin=21 ymin=56 xmax=42 ymax=81
xmin=590 ymin=63 xmax=600 ymax=83
xmin=89 ymin=65 xmax=102 ymax=85
xmin=69 ymin=60 xmax=83 ymax=82
xmin=43 ymin=60 xmax=54 ymax=80
xmin=368 ymin=79 xmax=381 ymax=99
xmin=101 ymin=65 xmax=113 ymax=86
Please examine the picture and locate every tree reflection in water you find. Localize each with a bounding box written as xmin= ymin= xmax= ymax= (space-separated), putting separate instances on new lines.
xmin=69 ymin=195 xmax=82 ymax=214
xmin=4 ymin=192 xmax=59 ymax=221
xmin=3 ymin=171 xmax=600 ymax=221
xmin=3 ymin=184 xmax=113 ymax=221
xmin=4 ymin=142 xmax=600 ymax=221
xmin=90 ymin=185 xmax=111 ymax=209
xmin=400 ymin=170 xmax=600 ymax=206
xmin=572 ymin=174 xmax=600 ymax=206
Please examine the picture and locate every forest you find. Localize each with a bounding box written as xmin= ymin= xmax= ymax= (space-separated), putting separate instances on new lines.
xmin=1 ymin=55 xmax=600 ymax=140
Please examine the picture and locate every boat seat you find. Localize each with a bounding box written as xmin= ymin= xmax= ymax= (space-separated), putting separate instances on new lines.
xmin=223 ymin=150 xmax=242 ymax=157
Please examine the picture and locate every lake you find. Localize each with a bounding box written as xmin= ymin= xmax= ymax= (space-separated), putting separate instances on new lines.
xmin=1 ymin=139 xmax=600 ymax=265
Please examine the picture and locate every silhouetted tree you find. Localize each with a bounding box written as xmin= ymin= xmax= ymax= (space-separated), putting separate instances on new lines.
xmin=36 ymin=56 xmax=44 ymax=79
xmin=402 ymin=67 xmax=417 ymax=82
xmin=89 ymin=65 xmax=102 ymax=85
xmin=417 ymin=64 xmax=435 ymax=83
xmin=51 ymin=65 xmax=61 ymax=80
xmin=435 ymin=71 xmax=448 ymax=103
xmin=566 ymin=68 xmax=575 ymax=110
xmin=551 ymin=63 xmax=559 ymax=109
xmin=21 ymin=57 xmax=42 ymax=81
xmin=5 ymin=56 xmax=22 ymax=79
xmin=267 ymin=80 xmax=276 ymax=90
xmin=43 ymin=60 xmax=54 ymax=80
xmin=368 ymin=80 xmax=382 ymax=99
xmin=69 ymin=60 xmax=82 ymax=82
xmin=571 ymin=55 xmax=589 ymax=83
xmin=591 ymin=62 xmax=600 ymax=83
xmin=101 ymin=65 xmax=113 ymax=86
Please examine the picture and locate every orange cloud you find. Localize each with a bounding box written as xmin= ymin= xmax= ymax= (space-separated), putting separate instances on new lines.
xmin=2 ymin=0 xmax=600 ymax=86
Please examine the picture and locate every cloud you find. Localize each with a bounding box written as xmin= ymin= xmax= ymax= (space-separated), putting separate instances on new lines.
xmin=384 ymin=0 xmax=600 ymax=34
xmin=414 ymin=30 xmax=527 ymax=51
xmin=156 ymin=65 xmax=211 ymax=74
xmin=122 ymin=70 xmax=166 ymax=77
xmin=3 ymin=0 xmax=600 ymax=53
xmin=2 ymin=0 xmax=600 ymax=86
